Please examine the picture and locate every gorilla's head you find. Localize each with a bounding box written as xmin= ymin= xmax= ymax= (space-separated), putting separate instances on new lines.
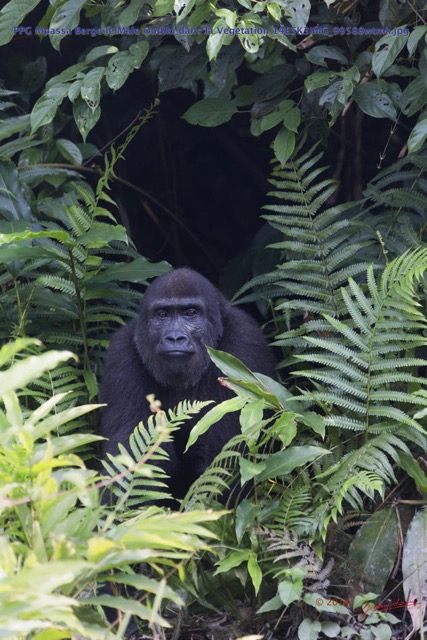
xmin=135 ymin=269 xmax=225 ymax=388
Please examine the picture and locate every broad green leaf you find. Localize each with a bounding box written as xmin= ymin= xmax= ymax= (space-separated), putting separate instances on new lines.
xmin=298 ymin=619 xmax=322 ymax=640
xmin=207 ymin=349 xmax=281 ymax=407
xmin=257 ymin=595 xmax=283 ymax=613
xmin=153 ymin=0 xmax=174 ymax=15
xmin=88 ymin=257 xmax=170 ymax=284
xmin=175 ymin=0 xmax=197 ymax=23
xmin=257 ymin=446 xmax=328 ymax=481
xmin=407 ymin=118 xmax=427 ymax=154
xmin=84 ymin=595 xmax=166 ymax=625
xmin=240 ymin=399 xmax=264 ymax=435
xmin=248 ymin=553 xmax=262 ymax=594
xmin=348 ymin=507 xmax=398 ymax=595
xmin=0 ymin=339 xmax=39 ymax=367
xmin=372 ymin=33 xmax=407 ymax=77
xmin=239 ymin=457 xmax=266 ymax=484
xmin=50 ymin=0 xmax=87 ymax=50
xmin=206 ymin=20 xmax=233 ymax=60
xmin=214 ymin=8 xmax=236 ymax=28
xmin=402 ymin=509 xmax=427 ymax=634
xmin=306 ymin=46 xmax=348 ymax=68
xmin=185 ymin=396 xmax=245 ymax=451
xmin=239 ymin=400 xmax=265 ymax=447
xmin=0 ymin=229 xmax=68 ymax=245
xmin=298 ymin=412 xmax=325 ymax=438
xmin=214 ymin=549 xmax=251 ymax=574
xmin=129 ymin=41 xmax=149 ymax=67
xmin=260 ymin=109 xmax=288 ymax=133
xmin=400 ymin=77 xmax=427 ymax=117
xmin=399 ymin=452 xmax=427 ymax=495
xmin=267 ymin=3 xmax=282 ymax=21
xmin=407 ymin=25 xmax=427 ymax=56
xmin=284 ymin=107 xmax=301 ymax=132
xmin=353 ymin=82 xmax=397 ymax=120
xmin=56 ymin=138 xmax=83 ymax=165
xmin=0 ymin=0 xmax=40 ymax=46
xmin=44 ymin=433 xmax=104 ymax=458
xmin=187 ymin=2 xmax=210 ymax=27
xmin=30 ymin=84 xmax=70 ymax=133
xmin=85 ymin=45 xmax=119 ymax=64
xmin=238 ymin=20 xmax=262 ymax=53
xmin=73 ymin=98 xmax=101 ymax=140
xmin=208 ymin=348 xmax=265 ymax=384
xmin=79 ymin=222 xmax=128 ymax=248
xmin=320 ymin=620 xmax=344 ymax=640
xmin=270 ymin=412 xmax=297 ymax=447
xmin=45 ymin=63 xmax=87 ymax=89
xmin=281 ymin=0 xmax=310 ymax=28
xmin=278 ymin=578 xmax=303 ymax=606
xmin=235 ymin=500 xmax=261 ymax=543
xmin=5 ymin=561 xmax=90 ymax=592
xmin=182 ymin=98 xmax=237 ymax=126
xmin=0 ymin=351 xmax=75 ymax=396
xmin=106 ymin=42 xmax=149 ymax=90
xmin=256 ymin=373 xmax=297 ymax=410
xmin=305 ymin=71 xmax=339 ymax=93
xmin=31 ymin=404 xmax=102 ymax=439
xmin=81 ymin=67 xmax=104 ymax=110
xmin=119 ymin=0 xmax=146 ymax=26
xmin=273 ymin=127 xmax=295 ymax=167
xmin=223 ymin=377 xmax=281 ymax=407
xmin=68 ymin=80 xmax=82 ymax=102
xmin=0 ymin=115 xmax=30 ymax=142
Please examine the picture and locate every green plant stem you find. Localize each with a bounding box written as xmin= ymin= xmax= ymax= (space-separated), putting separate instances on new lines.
xmin=68 ymin=247 xmax=91 ymax=372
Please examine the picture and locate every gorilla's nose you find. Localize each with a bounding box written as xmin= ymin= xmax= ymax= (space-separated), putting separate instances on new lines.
xmin=165 ymin=331 xmax=187 ymax=344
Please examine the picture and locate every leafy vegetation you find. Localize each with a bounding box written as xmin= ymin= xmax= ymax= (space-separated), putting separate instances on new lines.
xmin=0 ymin=340 xmax=224 ymax=638
xmin=1 ymin=0 xmax=426 ymax=165
xmin=0 ymin=104 xmax=169 ymax=415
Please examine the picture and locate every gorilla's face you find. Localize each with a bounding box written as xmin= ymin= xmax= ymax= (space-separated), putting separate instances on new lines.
xmin=135 ymin=270 xmax=224 ymax=388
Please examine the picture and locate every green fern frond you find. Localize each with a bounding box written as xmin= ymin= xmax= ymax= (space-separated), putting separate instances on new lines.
xmin=182 ymin=435 xmax=246 ymax=509
xmin=304 ymin=433 xmax=410 ymax=538
xmin=296 ymin=248 xmax=427 ymax=444
xmin=104 ymin=401 xmax=211 ymax=508
xmin=236 ymin=145 xmax=378 ymax=347
xmin=37 ymin=276 xmax=75 ymax=296
xmin=65 ymin=205 xmax=91 ymax=236
xmin=265 ymin=486 xmax=312 ymax=532
xmin=167 ymin=400 xmax=212 ymax=422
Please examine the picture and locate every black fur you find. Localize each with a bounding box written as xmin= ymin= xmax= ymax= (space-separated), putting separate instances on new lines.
xmin=99 ymin=268 xmax=276 ymax=499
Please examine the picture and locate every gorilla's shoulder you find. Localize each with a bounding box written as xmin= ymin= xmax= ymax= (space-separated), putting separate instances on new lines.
xmin=110 ymin=318 xmax=137 ymax=340
xmin=103 ymin=319 xmax=140 ymax=370
xmin=223 ymin=304 xmax=266 ymax=337
xmin=220 ymin=304 xmax=275 ymax=377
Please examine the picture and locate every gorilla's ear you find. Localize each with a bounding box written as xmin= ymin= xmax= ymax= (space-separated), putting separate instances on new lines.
xmin=207 ymin=291 xmax=227 ymax=344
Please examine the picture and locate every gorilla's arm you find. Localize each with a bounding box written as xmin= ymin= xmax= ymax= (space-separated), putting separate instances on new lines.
xmin=100 ymin=321 xmax=158 ymax=454
xmin=99 ymin=318 xmax=182 ymax=493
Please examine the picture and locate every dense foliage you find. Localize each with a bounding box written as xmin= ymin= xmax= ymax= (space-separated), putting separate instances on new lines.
xmin=1 ymin=0 xmax=427 ymax=162
xmin=0 ymin=1 xmax=427 ymax=639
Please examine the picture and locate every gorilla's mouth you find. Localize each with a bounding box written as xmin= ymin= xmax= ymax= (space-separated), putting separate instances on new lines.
xmin=161 ymin=350 xmax=194 ymax=357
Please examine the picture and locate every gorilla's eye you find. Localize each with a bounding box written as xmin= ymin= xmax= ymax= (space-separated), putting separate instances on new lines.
xmin=184 ymin=308 xmax=198 ymax=317
xmin=156 ymin=309 xmax=168 ymax=318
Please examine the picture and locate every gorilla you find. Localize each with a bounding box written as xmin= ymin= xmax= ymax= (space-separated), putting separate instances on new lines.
xmin=99 ymin=268 xmax=276 ymax=500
